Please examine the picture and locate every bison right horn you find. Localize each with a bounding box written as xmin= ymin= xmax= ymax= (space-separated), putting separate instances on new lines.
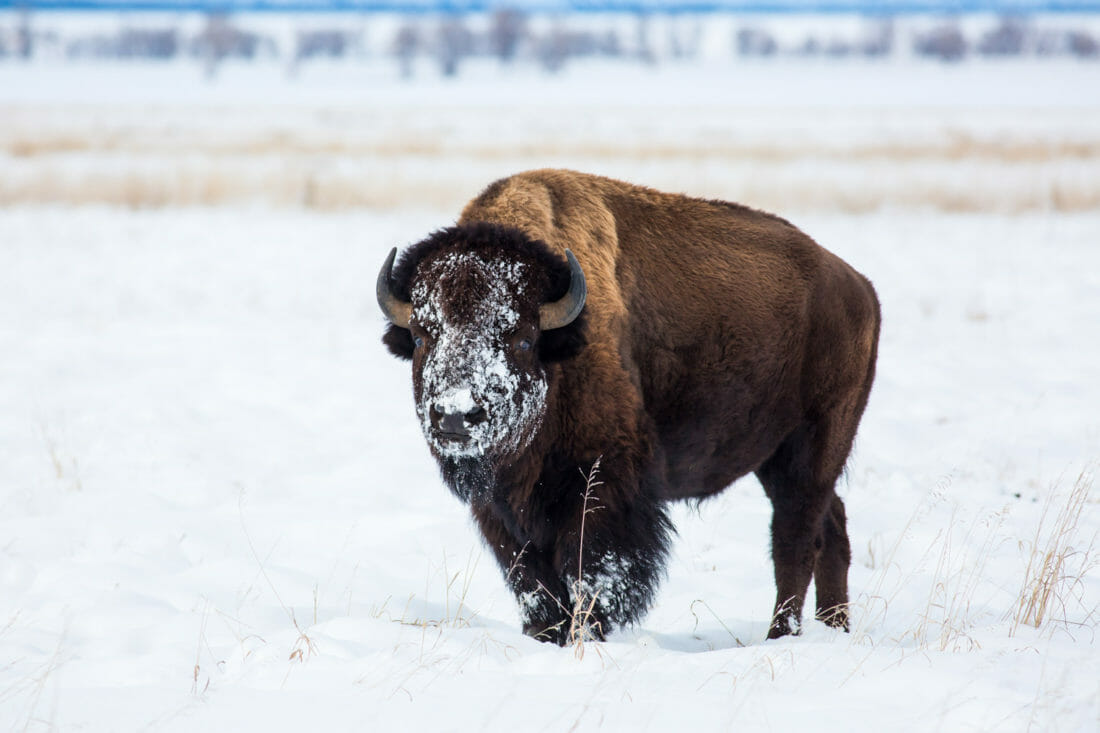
xmin=539 ymin=249 xmax=587 ymax=331
xmin=376 ymin=247 xmax=413 ymax=329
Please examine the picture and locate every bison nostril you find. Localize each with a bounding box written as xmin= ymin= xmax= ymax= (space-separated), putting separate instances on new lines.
xmin=437 ymin=411 xmax=471 ymax=436
xmin=430 ymin=395 xmax=486 ymax=440
xmin=429 ymin=406 xmax=445 ymax=430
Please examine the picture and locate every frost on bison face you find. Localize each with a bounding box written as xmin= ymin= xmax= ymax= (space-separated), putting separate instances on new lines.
xmin=409 ymin=252 xmax=549 ymax=469
xmin=377 ymin=223 xmax=587 ymax=506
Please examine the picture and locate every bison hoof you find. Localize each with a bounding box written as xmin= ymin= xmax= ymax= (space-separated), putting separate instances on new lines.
xmin=815 ymin=605 xmax=850 ymax=631
xmin=767 ymin=613 xmax=802 ymax=640
xmin=524 ymin=621 xmax=569 ymax=646
xmin=524 ymin=618 xmax=608 ymax=647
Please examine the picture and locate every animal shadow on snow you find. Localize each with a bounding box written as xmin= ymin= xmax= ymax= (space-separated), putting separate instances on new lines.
xmin=629 ymin=621 xmax=769 ymax=653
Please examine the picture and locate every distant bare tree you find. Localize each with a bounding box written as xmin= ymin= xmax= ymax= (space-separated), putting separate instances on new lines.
xmin=489 ymin=9 xmax=526 ymax=64
xmin=192 ymin=14 xmax=268 ymax=77
xmin=978 ymin=17 xmax=1028 ymax=56
xmin=666 ymin=17 xmax=702 ymax=59
xmin=119 ymin=29 xmax=178 ymax=59
xmin=860 ymin=19 xmax=894 ymax=57
xmin=296 ymin=30 xmax=353 ymax=61
xmin=913 ymin=23 xmax=967 ymax=62
xmin=1067 ymin=30 xmax=1099 ymax=57
xmin=536 ymin=26 xmax=620 ymax=73
xmin=16 ymin=10 xmax=32 ymax=59
xmin=635 ymin=12 xmax=655 ymax=64
xmin=536 ymin=28 xmax=565 ymax=73
xmin=736 ymin=27 xmax=777 ymax=57
xmin=393 ymin=23 xmax=419 ymax=79
xmin=436 ymin=16 xmax=474 ymax=77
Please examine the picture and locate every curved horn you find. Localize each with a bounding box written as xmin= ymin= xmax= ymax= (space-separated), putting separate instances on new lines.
xmin=539 ymin=249 xmax=587 ymax=331
xmin=376 ymin=247 xmax=413 ymax=329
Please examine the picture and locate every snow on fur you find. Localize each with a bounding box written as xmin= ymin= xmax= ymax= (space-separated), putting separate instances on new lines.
xmin=411 ymin=252 xmax=547 ymax=459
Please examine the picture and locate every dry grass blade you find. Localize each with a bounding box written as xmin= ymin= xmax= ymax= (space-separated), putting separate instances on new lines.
xmin=568 ymin=589 xmax=604 ymax=661
xmin=569 ymin=458 xmax=606 ymax=659
xmin=376 ymin=550 xmax=481 ymax=631
xmin=443 ymin=549 xmax=480 ymax=629
xmin=907 ymin=502 xmax=1008 ymax=653
xmin=1011 ymin=469 xmax=1098 ymax=636
xmin=237 ymin=489 xmax=317 ymax=663
xmin=689 ymin=599 xmax=745 ymax=647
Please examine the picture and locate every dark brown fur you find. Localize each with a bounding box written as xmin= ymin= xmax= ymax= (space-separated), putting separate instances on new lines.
xmin=384 ymin=169 xmax=880 ymax=642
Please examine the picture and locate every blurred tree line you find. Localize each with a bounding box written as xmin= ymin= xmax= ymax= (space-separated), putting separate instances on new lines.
xmin=1 ymin=10 xmax=1096 ymax=71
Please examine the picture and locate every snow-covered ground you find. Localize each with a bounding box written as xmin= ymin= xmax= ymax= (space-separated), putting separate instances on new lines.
xmin=1 ymin=58 xmax=1098 ymax=731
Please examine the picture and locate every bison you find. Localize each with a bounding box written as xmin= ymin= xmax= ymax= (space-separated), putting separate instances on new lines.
xmin=377 ymin=169 xmax=880 ymax=644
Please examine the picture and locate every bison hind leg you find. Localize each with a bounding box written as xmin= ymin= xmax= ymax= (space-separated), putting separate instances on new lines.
xmin=756 ymin=419 xmax=854 ymax=640
xmin=813 ymin=494 xmax=851 ymax=631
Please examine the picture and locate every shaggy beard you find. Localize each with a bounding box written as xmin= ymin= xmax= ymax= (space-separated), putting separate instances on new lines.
xmin=438 ymin=454 xmax=497 ymax=505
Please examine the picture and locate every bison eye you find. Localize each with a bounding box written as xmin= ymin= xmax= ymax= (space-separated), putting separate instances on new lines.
xmin=517 ymin=339 xmax=532 ymax=352
xmin=414 ymin=336 xmax=425 ymax=349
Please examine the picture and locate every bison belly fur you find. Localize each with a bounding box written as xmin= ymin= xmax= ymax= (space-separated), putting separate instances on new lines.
xmin=378 ymin=169 xmax=881 ymax=645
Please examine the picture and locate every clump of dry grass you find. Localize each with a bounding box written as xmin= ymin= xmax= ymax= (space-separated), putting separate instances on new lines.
xmin=5 ymin=109 xmax=1100 ymax=212
xmin=566 ymin=458 xmax=607 ymax=659
xmin=905 ymin=504 xmax=1008 ymax=652
xmin=527 ymin=458 xmax=609 ymax=659
xmin=237 ymin=490 xmax=318 ymax=664
xmin=848 ymin=473 xmax=954 ymax=647
xmin=382 ymin=549 xmax=481 ymax=631
xmin=1011 ymin=469 xmax=1097 ymax=636
xmin=847 ymin=467 xmax=1098 ymax=678
xmin=5 ymin=159 xmax=1099 ymax=213
xmin=39 ymin=421 xmax=82 ymax=493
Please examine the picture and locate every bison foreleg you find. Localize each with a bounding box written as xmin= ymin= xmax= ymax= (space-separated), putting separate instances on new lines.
xmin=556 ymin=501 xmax=673 ymax=642
xmin=472 ymin=507 xmax=573 ymax=644
xmin=513 ymin=553 xmax=574 ymax=645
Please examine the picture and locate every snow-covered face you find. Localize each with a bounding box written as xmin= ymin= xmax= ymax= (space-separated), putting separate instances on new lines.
xmin=408 ymin=252 xmax=548 ymax=463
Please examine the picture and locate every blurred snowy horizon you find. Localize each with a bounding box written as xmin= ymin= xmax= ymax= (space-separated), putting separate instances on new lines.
xmin=3 ymin=5 xmax=1098 ymax=211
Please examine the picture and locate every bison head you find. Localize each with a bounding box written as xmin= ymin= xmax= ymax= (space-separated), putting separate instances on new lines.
xmin=377 ymin=224 xmax=587 ymax=487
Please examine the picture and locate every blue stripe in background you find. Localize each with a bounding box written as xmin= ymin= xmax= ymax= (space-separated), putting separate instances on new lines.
xmin=3 ymin=1 xmax=1099 ymax=14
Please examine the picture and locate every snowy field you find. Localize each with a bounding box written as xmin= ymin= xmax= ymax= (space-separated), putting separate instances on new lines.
xmin=2 ymin=57 xmax=1099 ymax=731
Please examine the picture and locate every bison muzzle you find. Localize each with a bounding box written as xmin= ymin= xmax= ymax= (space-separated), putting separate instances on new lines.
xmin=378 ymin=169 xmax=880 ymax=644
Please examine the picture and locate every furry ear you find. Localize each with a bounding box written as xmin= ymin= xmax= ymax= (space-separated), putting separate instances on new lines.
xmin=538 ymin=311 xmax=587 ymax=363
xmin=383 ymin=324 xmax=415 ymax=360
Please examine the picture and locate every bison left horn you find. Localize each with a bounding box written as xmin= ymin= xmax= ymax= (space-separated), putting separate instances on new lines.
xmin=539 ymin=249 xmax=587 ymax=331
xmin=376 ymin=247 xmax=413 ymax=329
